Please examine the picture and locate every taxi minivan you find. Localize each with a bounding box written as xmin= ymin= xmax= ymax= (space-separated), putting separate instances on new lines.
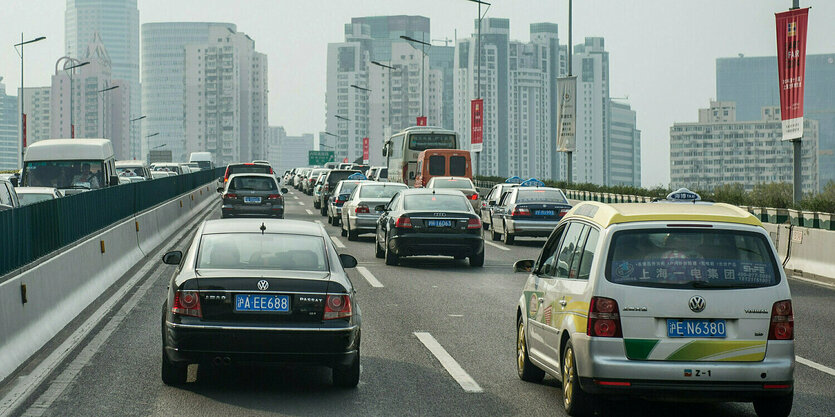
xmin=513 ymin=190 xmax=793 ymax=417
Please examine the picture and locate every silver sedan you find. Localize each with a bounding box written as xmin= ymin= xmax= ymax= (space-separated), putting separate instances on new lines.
xmin=340 ymin=182 xmax=408 ymax=241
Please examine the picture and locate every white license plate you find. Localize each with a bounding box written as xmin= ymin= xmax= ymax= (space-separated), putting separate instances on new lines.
xmin=244 ymin=196 xmax=261 ymax=204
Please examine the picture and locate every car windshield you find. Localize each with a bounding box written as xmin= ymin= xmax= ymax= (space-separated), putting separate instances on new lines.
xmin=229 ymin=176 xmax=277 ymax=191
xmin=327 ymin=171 xmax=360 ymax=186
xmin=359 ymin=184 xmax=406 ymax=198
xmin=430 ymin=178 xmax=474 ymax=189
xmin=337 ymin=181 xmax=361 ymax=194
xmin=197 ymin=233 xmax=327 ymax=271
xmin=18 ymin=193 xmax=54 ymax=205
xmin=516 ymin=189 xmax=567 ymax=204
xmin=23 ymin=160 xmax=105 ymax=190
xmin=117 ymin=167 xmax=143 ymax=177
xmin=606 ymin=229 xmax=779 ymax=288
xmin=408 ymin=133 xmax=456 ymax=151
xmin=378 ymin=168 xmax=388 ymax=178
xmin=230 ymin=165 xmax=271 ymax=175
xmin=404 ymin=194 xmax=471 ymax=211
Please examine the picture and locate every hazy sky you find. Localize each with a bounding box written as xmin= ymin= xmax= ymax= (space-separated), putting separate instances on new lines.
xmin=2 ymin=0 xmax=833 ymax=186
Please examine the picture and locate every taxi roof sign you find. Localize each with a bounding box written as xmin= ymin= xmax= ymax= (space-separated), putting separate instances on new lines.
xmin=347 ymin=172 xmax=367 ymax=180
xmin=520 ymin=178 xmax=546 ymax=187
xmin=666 ymin=188 xmax=701 ymax=202
xmin=505 ymin=176 xmax=523 ymax=184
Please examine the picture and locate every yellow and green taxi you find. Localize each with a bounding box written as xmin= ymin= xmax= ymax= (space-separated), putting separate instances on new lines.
xmin=514 ymin=190 xmax=794 ymax=417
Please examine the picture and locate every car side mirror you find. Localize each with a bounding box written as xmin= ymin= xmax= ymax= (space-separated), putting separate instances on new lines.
xmin=513 ymin=259 xmax=535 ymax=273
xmin=162 ymin=250 xmax=183 ymax=265
xmin=281 ymin=187 xmax=289 ymax=194
xmin=339 ymin=253 xmax=358 ymax=268
xmin=9 ymin=177 xmax=18 ymax=187
xmin=216 ymin=186 xmax=224 ymax=193
xmin=488 ymin=200 xmax=496 ymax=206
xmin=110 ymin=176 xmax=119 ymax=186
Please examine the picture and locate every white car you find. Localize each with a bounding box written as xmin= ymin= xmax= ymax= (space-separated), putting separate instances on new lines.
xmin=514 ymin=189 xmax=794 ymax=417
xmin=13 ymin=187 xmax=63 ymax=206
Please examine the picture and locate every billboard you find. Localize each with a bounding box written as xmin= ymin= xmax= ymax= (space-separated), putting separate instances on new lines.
xmin=556 ymin=76 xmax=577 ymax=152
xmin=471 ymin=99 xmax=483 ymax=153
xmin=362 ymin=137 xmax=369 ymax=164
xmin=775 ymin=7 xmax=809 ymax=141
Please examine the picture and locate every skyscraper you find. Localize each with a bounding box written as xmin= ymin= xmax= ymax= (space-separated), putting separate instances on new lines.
xmin=571 ymin=37 xmax=610 ymax=185
xmin=141 ymin=22 xmax=236 ymax=162
xmin=19 ymin=87 xmax=51 ymax=145
xmin=65 ymin=0 xmax=140 ymax=157
xmin=609 ymin=100 xmax=641 ymax=187
xmin=0 ymin=78 xmax=19 ymax=171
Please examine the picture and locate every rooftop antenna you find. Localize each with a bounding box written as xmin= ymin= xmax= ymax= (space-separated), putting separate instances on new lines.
xmin=260 ymin=222 xmax=266 ymax=234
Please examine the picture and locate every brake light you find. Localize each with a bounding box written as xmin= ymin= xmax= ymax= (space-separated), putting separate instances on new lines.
xmin=267 ymin=194 xmax=281 ymax=200
xmin=587 ymin=296 xmax=622 ymax=338
xmin=335 ymin=198 xmax=345 ymax=204
xmin=559 ymin=208 xmax=570 ymax=217
xmin=768 ymin=300 xmax=793 ymax=340
xmin=269 ymin=167 xmax=273 ymax=174
xmin=223 ymin=167 xmax=230 ymax=182
xmin=395 ymin=216 xmax=412 ymax=228
xmin=324 ymin=294 xmax=352 ymax=320
xmin=355 ymin=205 xmax=370 ymax=214
xmin=172 ymin=291 xmax=202 ymax=318
xmin=223 ymin=193 xmax=237 ymax=199
xmin=512 ymin=207 xmax=531 ymax=217
xmin=763 ymin=384 xmax=791 ymax=389
xmin=467 ymin=218 xmax=482 ymax=229
xmin=470 ymin=193 xmax=479 ymax=200
xmin=594 ymin=380 xmax=631 ymax=387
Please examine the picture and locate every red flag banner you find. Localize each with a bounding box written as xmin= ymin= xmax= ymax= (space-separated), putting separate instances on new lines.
xmin=416 ymin=116 xmax=427 ymax=126
xmin=471 ymin=99 xmax=483 ymax=152
xmin=775 ymin=7 xmax=809 ymax=141
xmin=362 ymin=137 xmax=369 ymax=164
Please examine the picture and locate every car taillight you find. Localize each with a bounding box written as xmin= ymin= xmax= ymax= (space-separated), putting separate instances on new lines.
xmin=172 ymin=291 xmax=202 ymax=318
xmin=512 ymin=207 xmax=531 ymax=217
xmin=559 ymin=208 xmax=570 ymax=217
xmin=355 ymin=205 xmax=370 ymax=214
xmin=267 ymin=194 xmax=281 ymax=200
xmin=587 ymin=296 xmax=622 ymax=338
xmin=467 ymin=218 xmax=482 ymax=229
xmin=324 ymin=184 xmax=330 ymax=193
xmin=395 ymin=216 xmax=412 ymax=228
xmin=324 ymin=294 xmax=352 ymax=320
xmin=269 ymin=167 xmax=273 ymax=174
xmin=470 ymin=193 xmax=479 ymax=200
xmin=768 ymin=300 xmax=793 ymax=340
xmin=335 ymin=198 xmax=345 ymax=204
xmin=223 ymin=193 xmax=237 ymax=199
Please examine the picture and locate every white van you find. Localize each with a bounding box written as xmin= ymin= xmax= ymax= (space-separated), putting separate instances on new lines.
xmin=22 ymin=139 xmax=118 ymax=195
xmin=188 ymin=152 xmax=214 ymax=171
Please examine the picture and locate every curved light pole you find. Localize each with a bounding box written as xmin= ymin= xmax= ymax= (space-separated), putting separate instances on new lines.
xmin=63 ymin=60 xmax=90 ymax=138
xmin=399 ymin=35 xmax=431 ymax=122
xmin=466 ymin=0 xmax=491 ymax=178
xmin=14 ymin=34 xmax=46 ymax=166
xmin=349 ymin=85 xmax=371 ymax=163
xmin=97 ymin=85 xmax=119 ymax=139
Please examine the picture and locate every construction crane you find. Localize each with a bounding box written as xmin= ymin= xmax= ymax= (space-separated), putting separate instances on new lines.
xmin=432 ymin=37 xmax=453 ymax=47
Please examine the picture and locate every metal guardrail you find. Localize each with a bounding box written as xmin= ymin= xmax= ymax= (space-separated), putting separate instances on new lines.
xmin=0 ymin=167 xmax=224 ymax=277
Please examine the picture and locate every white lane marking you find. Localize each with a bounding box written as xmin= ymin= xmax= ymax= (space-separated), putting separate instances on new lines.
xmin=305 ymin=209 xmax=314 ymax=215
xmin=797 ymin=356 xmax=835 ymax=377
xmin=448 ymin=314 xmax=464 ymax=317
xmin=484 ymin=241 xmax=510 ymax=251
xmin=356 ymin=266 xmax=384 ymax=288
xmin=0 ymin=205 xmax=214 ymax=417
xmin=413 ymin=332 xmax=483 ymax=393
xmin=293 ymin=196 xmax=299 ymax=200
xmin=298 ymin=201 xmax=305 ymax=206
xmin=789 ymin=275 xmax=835 ymax=290
xmin=330 ymin=236 xmax=346 ymax=248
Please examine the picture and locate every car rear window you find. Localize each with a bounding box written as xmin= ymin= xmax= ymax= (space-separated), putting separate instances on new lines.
xmin=359 ymin=184 xmax=406 ymax=198
xmin=197 ymin=233 xmax=327 ymax=271
xmin=450 ymin=156 xmax=467 ymax=176
xmin=229 ymin=165 xmax=271 ymax=175
xmin=404 ymin=194 xmax=471 ymax=211
xmin=229 ymin=176 xmax=277 ymax=191
xmin=431 ymin=178 xmax=474 ymax=189
xmin=606 ymin=229 xmax=779 ymax=288
xmin=336 ymin=181 xmax=361 ymax=195
xmin=428 ymin=155 xmax=445 ymax=175
xmin=327 ymin=171 xmax=360 ymax=185
xmin=516 ymin=189 xmax=567 ymax=204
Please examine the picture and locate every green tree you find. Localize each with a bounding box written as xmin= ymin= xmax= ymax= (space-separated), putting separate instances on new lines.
xmin=710 ymin=183 xmax=749 ymax=206
xmin=749 ymin=183 xmax=793 ymax=208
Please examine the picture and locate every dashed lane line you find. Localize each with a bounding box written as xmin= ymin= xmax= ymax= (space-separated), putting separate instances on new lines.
xmin=484 ymin=241 xmax=510 ymax=251
xmin=293 ymin=195 xmax=299 ymax=200
xmin=330 ymin=236 xmax=346 ymax=248
xmin=413 ymin=332 xmax=483 ymax=393
xmin=356 ymin=266 xmax=384 ymax=288
xmin=305 ymin=209 xmax=314 ymax=215
xmin=797 ymin=356 xmax=835 ymax=377
xmin=298 ymin=201 xmax=305 ymax=206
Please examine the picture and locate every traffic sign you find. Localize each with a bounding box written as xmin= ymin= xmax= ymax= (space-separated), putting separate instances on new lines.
xmin=308 ymin=150 xmax=335 ymax=166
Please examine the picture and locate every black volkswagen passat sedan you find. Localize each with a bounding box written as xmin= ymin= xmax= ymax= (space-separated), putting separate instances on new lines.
xmin=375 ymin=188 xmax=484 ymax=267
xmin=160 ymin=219 xmax=361 ymax=387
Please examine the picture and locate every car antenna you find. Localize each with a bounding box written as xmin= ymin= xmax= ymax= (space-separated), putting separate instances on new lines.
xmin=260 ymin=222 xmax=266 ymax=234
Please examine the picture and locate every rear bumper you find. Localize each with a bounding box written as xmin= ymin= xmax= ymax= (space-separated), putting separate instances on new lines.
xmin=505 ymin=219 xmax=559 ymax=237
xmin=163 ymin=321 xmax=359 ymax=367
xmin=578 ymin=377 xmax=793 ymax=401
xmin=221 ymin=203 xmax=284 ymax=218
xmin=348 ymin=214 xmax=382 ymax=232
xmin=389 ymin=233 xmax=483 ymax=257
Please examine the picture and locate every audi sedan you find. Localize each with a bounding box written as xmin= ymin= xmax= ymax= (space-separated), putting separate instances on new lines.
xmin=217 ymin=173 xmax=288 ymax=218
xmin=375 ymin=188 xmax=484 ymax=267
xmin=160 ymin=219 xmax=361 ymax=387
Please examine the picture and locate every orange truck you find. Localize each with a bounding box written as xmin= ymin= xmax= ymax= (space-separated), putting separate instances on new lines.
xmin=414 ymin=149 xmax=472 ymax=188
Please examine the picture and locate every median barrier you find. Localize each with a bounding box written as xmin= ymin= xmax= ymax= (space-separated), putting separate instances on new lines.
xmin=783 ymin=226 xmax=833 ymax=282
xmin=0 ymin=180 xmax=217 ymax=384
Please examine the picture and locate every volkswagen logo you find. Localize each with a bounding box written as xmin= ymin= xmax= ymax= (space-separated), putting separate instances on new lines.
xmin=257 ymin=280 xmax=270 ymax=291
xmin=689 ymin=295 xmax=706 ymax=313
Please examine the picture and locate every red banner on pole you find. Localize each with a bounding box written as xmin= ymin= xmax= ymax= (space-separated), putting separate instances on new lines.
xmin=416 ymin=116 xmax=427 ymax=126
xmin=775 ymin=7 xmax=809 ymax=141
xmin=362 ymin=137 xmax=369 ymax=164
xmin=22 ymin=114 xmax=27 ymax=148
xmin=342 ymin=157 xmax=349 ymax=163
xmin=470 ymin=99 xmax=483 ymax=152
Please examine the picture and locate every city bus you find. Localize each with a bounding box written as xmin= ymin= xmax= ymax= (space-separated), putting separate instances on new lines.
xmin=383 ymin=126 xmax=459 ymax=187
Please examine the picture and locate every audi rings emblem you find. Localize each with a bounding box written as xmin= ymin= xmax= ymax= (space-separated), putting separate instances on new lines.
xmin=689 ymin=295 xmax=706 ymax=313
xmin=257 ymin=280 xmax=270 ymax=291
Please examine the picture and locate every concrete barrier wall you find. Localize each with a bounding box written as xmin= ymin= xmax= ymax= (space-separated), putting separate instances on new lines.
xmin=783 ymin=226 xmax=833 ymax=282
xmin=0 ymin=182 xmax=216 ymax=383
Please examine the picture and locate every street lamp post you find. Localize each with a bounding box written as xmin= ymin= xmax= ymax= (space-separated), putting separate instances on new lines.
xmin=64 ymin=60 xmax=90 ymax=138
xmin=13 ymin=34 xmax=46 ymax=167
xmin=371 ymin=60 xmax=400 ymax=169
xmin=130 ymin=115 xmax=146 ymax=159
xmin=399 ymin=35 xmax=431 ymax=122
xmin=97 ymin=85 xmax=119 ymax=140
xmin=350 ymin=84 xmax=371 ymax=163
xmin=466 ymin=0 xmax=491 ymax=178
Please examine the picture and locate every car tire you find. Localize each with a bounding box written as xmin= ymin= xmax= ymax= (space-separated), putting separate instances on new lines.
xmin=491 ymin=227 xmax=501 ymax=241
xmin=753 ymin=394 xmax=793 ymax=417
xmin=374 ymin=235 xmax=385 ymax=258
xmin=469 ymin=249 xmax=484 ymax=267
xmin=503 ymin=223 xmax=515 ymax=245
xmin=341 ymin=224 xmax=348 ymax=237
xmin=332 ymin=350 xmax=360 ymax=388
xmin=321 ymin=205 xmax=327 ymax=216
xmin=347 ymin=224 xmax=359 ymax=241
xmin=517 ymin=316 xmax=545 ymax=383
xmin=314 ymin=200 xmax=320 ymax=209
xmin=562 ymin=341 xmax=593 ymax=416
xmin=384 ymin=234 xmax=399 ymax=266
xmin=333 ymin=215 xmax=340 ymax=226
xmin=482 ymin=221 xmax=489 ymax=230
xmin=161 ymin=347 xmax=187 ymax=386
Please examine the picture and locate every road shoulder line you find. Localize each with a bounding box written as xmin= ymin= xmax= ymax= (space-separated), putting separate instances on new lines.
xmin=413 ymin=332 xmax=483 ymax=393
xmin=356 ymin=266 xmax=384 ymax=288
xmin=796 ymin=356 xmax=835 ymax=377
